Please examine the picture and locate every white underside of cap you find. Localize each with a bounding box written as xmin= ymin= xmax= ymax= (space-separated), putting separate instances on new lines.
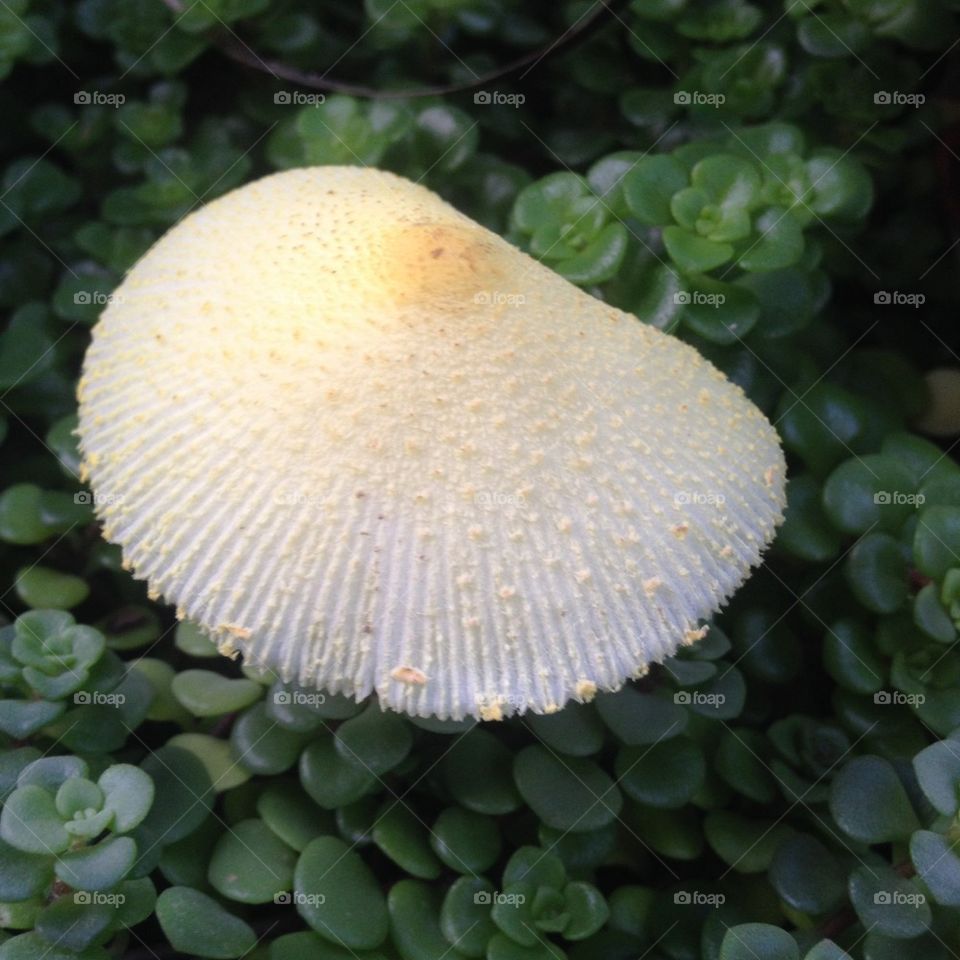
xmin=77 ymin=166 xmax=786 ymax=720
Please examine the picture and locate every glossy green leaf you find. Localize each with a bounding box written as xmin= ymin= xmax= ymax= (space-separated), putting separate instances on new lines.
xmin=845 ymin=533 xmax=910 ymax=614
xmin=769 ymin=832 xmax=848 ymax=915
xmin=98 ymin=764 xmax=154 ymax=832
xmin=171 ymin=670 xmax=262 ymax=717
xmin=135 ymin=746 xmax=214 ymax=849
xmin=257 ymin=782 xmax=332 ymax=852
xmin=14 ymin=567 xmax=89 ymax=610
xmin=440 ymin=876 xmax=497 ymax=958
xmin=0 ymin=837 xmax=54 ymax=901
xmin=514 ymin=745 xmax=622 ymax=833
xmin=156 ymin=886 xmax=256 ymax=959
xmin=663 ymin=226 xmax=733 ymax=272
xmin=168 ymin=733 xmax=249 ymax=792
xmin=615 ymin=736 xmax=705 ymax=808
xmin=623 ymin=155 xmax=689 ymax=224
xmin=388 ymin=878 xmax=472 ymax=960
xmin=442 ymin=728 xmax=523 ymax=814
xmin=294 ymin=836 xmax=388 ymax=949
xmin=704 ymin=811 xmax=793 ymax=873
xmin=55 ymin=836 xmax=137 ymax=891
xmin=720 ymin=924 xmax=799 ymax=960
xmin=430 ymin=807 xmax=500 ymax=874
xmin=738 ymin=208 xmax=804 ymax=272
xmin=525 ymin=702 xmax=606 ymax=757
xmin=208 ymin=818 xmax=297 ymax=904
xmin=913 ymin=740 xmax=960 ymax=816
xmin=0 ymin=784 xmax=69 ymax=854
xmin=563 ymin=881 xmax=609 ymax=939
xmin=848 ymin=863 xmax=930 ymax=938
xmin=910 ymin=830 xmax=960 ymax=907
xmin=372 ymin=803 xmax=442 ymax=880
xmin=823 ymin=619 xmax=885 ymax=695
xmin=232 ymin=703 xmax=309 ymax=775
xmin=829 ymin=756 xmax=920 ymax=843
xmin=300 ymin=735 xmax=377 ymax=809
xmin=334 ymin=701 xmax=412 ymax=776
xmin=915 ymin=507 xmax=960 ymax=581
xmin=595 ymin=687 xmax=687 ymax=744
xmin=35 ymin=895 xmax=116 ymax=953
xmin=680 ymin=276 xmax=759 ymax=344
xmin=822 ymin=455 xmax=918 ymax=535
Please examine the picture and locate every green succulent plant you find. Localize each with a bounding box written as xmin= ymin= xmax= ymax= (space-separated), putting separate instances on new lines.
xmin=1 ymin=0 xmax=959 ymax=957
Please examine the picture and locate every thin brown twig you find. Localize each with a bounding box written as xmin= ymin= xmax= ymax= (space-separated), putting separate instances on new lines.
xmin=158 ymin=0 xmax=631 ymax=99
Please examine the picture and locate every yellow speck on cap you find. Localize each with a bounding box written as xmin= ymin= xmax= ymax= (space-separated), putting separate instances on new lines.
xmin=76 ymin=165 xmax=786 ymax=721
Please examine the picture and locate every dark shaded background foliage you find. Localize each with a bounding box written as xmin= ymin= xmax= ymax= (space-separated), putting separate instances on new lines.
xmin=2 ymin=0 xmax=960 ymax=958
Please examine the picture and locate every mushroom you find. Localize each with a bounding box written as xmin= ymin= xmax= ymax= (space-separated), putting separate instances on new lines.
xmin=914 ymin=367 xmax=960 ymax=437
xmin=76 ymin=166 xmax=786 ymax=720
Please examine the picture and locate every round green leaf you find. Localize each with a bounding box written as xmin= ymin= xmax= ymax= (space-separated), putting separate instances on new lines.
xmin=563 ymin=881 xmax=609 ymax=940
xmin=156 ymin=886 xmax=256 ymax=959
xmin=55 ymin=836 xmax=137 ymax=891
xmin=334 ymin=701 xmax=412 ymax=776
xmin=845 ymin=533 xmax=910 ymax=614
xmin=14 ymin=567 xmax=89 ymax=610
xmin=388 ymin=878 xmax=473 ymax=960
xmin=914 ymin=507 xmax=960 ymax=580
xmin=555 ymin=222 xmax=629 ymax=285
xmin=0 ymin=699 xmax=66 ymax=739
xmin=294 ymin=836 xmax=388 ymax=950
xmin=738 ymin=207 xmax=804 ymax=273
xmin=442 ymin=728 xmax=522 ymax=814
xmin=910 ymin=830 xmax=960 ymax=907
xmin=430 ymin=807 xmax=500 ymax=874
xmin=0 ymin=837 xmax=54 ymax=901
xmin=300 ymin=735 xmax=377 ymax=809
xmin=714 ymin=728 xmax=777 ymax=803
xmin=167 ymin=733 xmax=249 ymax=793
xmin=98 ymin=764 xmax=154 ymax=833
xmin=823 ymin=619 xmax=885 ymax=695
xmin=1 ymin=784 xmax=69 ymax=854
xmin=848 ymin=863 xmax=930 ymax=939
xmin=623 ymin=155 xmax=689 ymax=225
xmin=913 ymin=739 xmax=960 ymax=816
xmin=0 ymin=485 xmax=49 ymax=544
xmin=440 ymin=877 xmax=497 ymax=958
xmin=822 ymin=456 xmax=918 ymax=535
xmin=769 ymin=832 xmax=847 ymax=915
xmin=257 ymin=782 xmax=333 ymax=852
xmin=526 ymin=702 xmax=606 ymax=757
xmin=208 ymin=818 xmax=297 ymax=904
xmin=680 ymin=277 xmax=759 ymax=344
xmin=372 ymin=803 xmax=441 ymax=880
xmin=55 ymin=777 xmax=102 ymax=820
xmin=595 ymin=687 xmax=687 ymax=744
xmin=135 ymin=746 xmax=214 ymax=848
xmin=174 ymin=620 xmax=219 ymax=657
xmin=829 ymin=756 xmax=920 ymax=843
xmin=720 ymin=923 xmax=799 ymax=960
xmin=663 ymin=226 xmax=733 ymax=272
xmin=171 ymin=670 xmax=262 ymax=717
xmin=615 ymin=736 xmax=705 ymax=808
xmin=231 ymin=703 xmax=309 ymax=775
xmin=704 ymin=812 xmax=793 ymax=873
xmin=513 ymin=745 xmax=622 ymax=833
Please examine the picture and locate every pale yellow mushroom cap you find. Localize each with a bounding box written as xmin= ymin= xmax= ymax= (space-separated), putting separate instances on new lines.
xmin=76 ymin=166 xmax=786 ymax=720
